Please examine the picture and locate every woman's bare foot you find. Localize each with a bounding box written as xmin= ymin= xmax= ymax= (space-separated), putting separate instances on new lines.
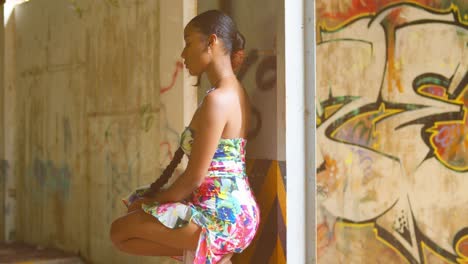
xmin=219 ymin=253 xmax=233 ymax=264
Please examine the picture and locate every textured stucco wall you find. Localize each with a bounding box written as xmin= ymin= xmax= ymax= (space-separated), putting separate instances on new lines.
xmin=8 ymin=0 xmax=195 ymax=263
xmin=316 ymin=1 xmax=468 ymax=263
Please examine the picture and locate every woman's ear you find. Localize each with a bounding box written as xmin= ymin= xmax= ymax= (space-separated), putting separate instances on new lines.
xmin=207 ymin=34 xmax=218 ymax=48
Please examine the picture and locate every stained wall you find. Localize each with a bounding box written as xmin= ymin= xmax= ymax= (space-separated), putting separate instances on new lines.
xmin=5 ymin=0 xmax=195 ymax=263
xmin=3 ymin=0 xmax=288 ymax=263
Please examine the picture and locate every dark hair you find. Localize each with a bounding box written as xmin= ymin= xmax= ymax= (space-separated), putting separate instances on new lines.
xmin=190 ymin=10 xmax=246 ymax=74
xmin=147 ymin=147 xmax=185 ymax=193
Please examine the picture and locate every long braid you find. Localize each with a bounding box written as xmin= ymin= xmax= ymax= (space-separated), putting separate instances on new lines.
xmin=148 ymin=147 xmax=185 ymax=193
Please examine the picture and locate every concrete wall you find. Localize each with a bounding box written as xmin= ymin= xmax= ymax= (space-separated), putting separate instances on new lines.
xmin=6 ymin=0 xmax=194 ymax=263
xmin=6 ymin=0 xmax=285 ymax=263
xmin=316 ymin=1 xmax=468 ymax=263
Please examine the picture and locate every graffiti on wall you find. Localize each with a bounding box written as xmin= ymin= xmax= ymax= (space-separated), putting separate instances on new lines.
xmin=316 ymin=1 xmax=467 ymax=263
xmin=85 ymin=60 xmax=188 ymax=219
xmin=29 ymin=158 xmax=72 ymax=198
xmin=158 ymin=61 xmax=184 ymax=166
xmin=237 ymin=48 xmax=276 ymax=140
xmin=104 ymin=119 xmax=140 ymax=214
xmin=88 ymin=103 xmax=158 ymax=222
xmin=27 ymin=117 xmax=75 ymax=200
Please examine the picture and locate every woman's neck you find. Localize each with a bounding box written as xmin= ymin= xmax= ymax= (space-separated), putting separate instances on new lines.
xmin=206 ymin=56 xmax=236 ymax=88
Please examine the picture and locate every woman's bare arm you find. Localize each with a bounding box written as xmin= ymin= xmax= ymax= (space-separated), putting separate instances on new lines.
xmin=153 ymin=91 xmax=227 ymax=203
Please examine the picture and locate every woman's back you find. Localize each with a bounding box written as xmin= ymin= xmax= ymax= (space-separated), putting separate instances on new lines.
xmin=189 ymin=79 xmax=251 ymax=141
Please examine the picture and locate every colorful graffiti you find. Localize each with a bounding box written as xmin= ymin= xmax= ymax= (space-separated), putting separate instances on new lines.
xmin=316 ymin=1 xmax=467 ymax=263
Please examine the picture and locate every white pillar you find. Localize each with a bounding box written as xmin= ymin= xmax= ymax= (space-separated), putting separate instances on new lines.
xmin=281 ymin=0 xmax=306 ymax=262
xmin=305 ymin=0 xmax=316 ymax=263
xmin=158 ymin=0 xmax=197 ymax=171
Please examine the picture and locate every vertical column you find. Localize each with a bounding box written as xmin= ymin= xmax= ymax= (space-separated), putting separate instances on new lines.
xmin=0 ymin=0 xmax=5 ymax=241
xmin=158 ymin=0 xmax=197 ymax=172
xmin=3 ymin=6 xmax=16 ymax=242
xmin=282 ymin=0 xmax=306 ymax=263
xmin=305 ymin=0 xmax=316 ymax=263
xmin=276 ymin=6 xmax=286 ymax=163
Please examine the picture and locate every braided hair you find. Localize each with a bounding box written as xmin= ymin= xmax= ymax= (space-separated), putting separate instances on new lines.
xmin=146 ymin=147 xmax=185 ymax=194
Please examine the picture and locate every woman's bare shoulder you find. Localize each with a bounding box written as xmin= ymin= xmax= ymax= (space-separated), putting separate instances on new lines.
xmin=198 ymin=89 xmax=229 ymax=122
xmin=203 ymin=81 xmax=237 ymax=107
xmin=194 ymin=78 xmax=241 ymax=129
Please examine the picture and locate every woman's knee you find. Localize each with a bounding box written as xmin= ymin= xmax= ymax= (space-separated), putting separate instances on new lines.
xmin=110 ymin=210 xmax=144 ymax=246
xmin=110 ymin=218 xmax=126 ymax=246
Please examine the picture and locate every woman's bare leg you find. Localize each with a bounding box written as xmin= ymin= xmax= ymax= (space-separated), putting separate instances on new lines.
xmin=219 ymin=253 xmax=233 ymax=264
xmin=110 ymin=209 xmax=201 ymax=252
xmin=116 ymin=238 xmax=183 ymax=256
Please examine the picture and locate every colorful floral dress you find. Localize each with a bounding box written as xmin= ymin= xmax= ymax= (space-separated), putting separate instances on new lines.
xmin=123 ymin=127 xmax=260 ymax=264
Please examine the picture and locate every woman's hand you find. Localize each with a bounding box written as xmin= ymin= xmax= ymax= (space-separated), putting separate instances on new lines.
xmin=127 ymin=197 xmax=154 ymax=213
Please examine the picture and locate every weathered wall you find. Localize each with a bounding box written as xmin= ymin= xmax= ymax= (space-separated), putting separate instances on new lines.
xmin=8 ymin=0 xmax=194 ymax=263
xmin=316 ymin=1 xmax=468 ymax=263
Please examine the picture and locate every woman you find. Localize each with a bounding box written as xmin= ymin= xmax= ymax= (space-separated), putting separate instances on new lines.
xmin=110 ymin=10 xmax=260 ymax=264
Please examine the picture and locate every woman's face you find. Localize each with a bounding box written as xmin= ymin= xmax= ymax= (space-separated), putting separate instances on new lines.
xmin=181 ymin=25 xmax=211 ymax=76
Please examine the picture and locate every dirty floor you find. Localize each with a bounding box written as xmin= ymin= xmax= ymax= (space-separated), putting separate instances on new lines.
xmin=0 ymin=242 xmax=84 ymax=264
